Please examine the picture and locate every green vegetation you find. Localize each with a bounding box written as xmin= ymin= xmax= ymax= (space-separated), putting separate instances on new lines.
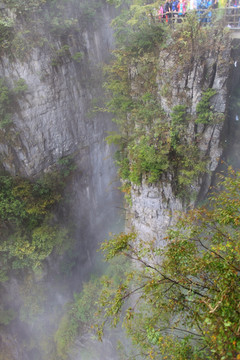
xmin=0 ymin=78 xmax=12 ymax=129
xmin=0 ymin=0 xmax=102 ymax=64
xmin=54 ymin=279 xmax=100 ymax=359
xmin=96 ymin=167 xmax=240 ymax=360
xmin=2 ymin=0 xmax=47 ymax=13
xmin=53 ymin=169 xmax=240 ymax=360
xmin=0 ymin=158 xmax=77 ymax=360
xmin=49 ymin=17 xmax=78 ymax=36
xmin=10 ymin=30 xmax=35 ymax=61
xmin=104 ymin=50 xmax=171 ymax=186
xmin=0 ymin=17 xmax=14 ymax=51
xmin=51 ymin=45 xmax=71 ymax=67
xmin=12 ymin=78 xmax=28 ymax=95
xmin=71 ymin=51 xmax=84 ymax=63
xmin=0 ymin=77 xmax=27 ymax=129
xmin=54 ymin=312 xmax=79 ymax=359
xmin=0 ymin=157 xmax=76 ymax=358
xmin=103 ymin=1 xmax=226 ymax=200
xmin=106 ymin=1 xmax=162 ymax=47
xmin=53 ymin=256 xmax=129 ymax=359
xmin=0 ymin=308 xmax=16 ymax=325
xmin=104 ymin=45 xmax=207 ymax=193
xmin=0 ymin=164 xmax=74 ymax=281
xmin=196 ymin=89 xmax=217 ymax=124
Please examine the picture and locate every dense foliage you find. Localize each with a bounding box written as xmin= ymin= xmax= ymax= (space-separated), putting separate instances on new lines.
xmin=96 ymin=167 xmax=240 ymax=359
xmin=0 ymin=163 xmax=74 ymax=281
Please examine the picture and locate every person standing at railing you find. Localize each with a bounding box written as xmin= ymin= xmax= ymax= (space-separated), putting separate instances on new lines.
xmin=172 ymin=0 xmax=179 ymax=12
xmin=163 ymin=0 xmax=171 ymax=22
xmin=158 ymin=4 xmax=164 ymax=21
xmin=172 ymin=0 xmax=179 ymax=20
xmin=197 ymin=0 xmax=206 ymax=22
xmin=177 ymin=0 xmax=186 ymax=21
xmin=206 ymin=0 xmax=213 ymax=22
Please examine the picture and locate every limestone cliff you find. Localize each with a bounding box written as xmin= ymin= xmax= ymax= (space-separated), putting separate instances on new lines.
xmin=0 ymin=2 xmax=114 ymax=175
xmin=127 ymin=30 xmax=240 ymax=244
xmin=0 ymin=1 xmax=122 ymax=265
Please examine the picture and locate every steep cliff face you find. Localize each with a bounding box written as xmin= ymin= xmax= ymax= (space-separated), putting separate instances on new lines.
xmin=0 ymin=2 xmax=122 ymax=261
xmin=128 ymin=31 xmax=240 ymax=244
xmin=0 ymin=4 xmax=114 ymax=176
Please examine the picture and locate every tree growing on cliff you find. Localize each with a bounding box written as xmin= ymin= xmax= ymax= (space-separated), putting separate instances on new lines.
xmin=96 ymin=167 xmax=240 ymax=360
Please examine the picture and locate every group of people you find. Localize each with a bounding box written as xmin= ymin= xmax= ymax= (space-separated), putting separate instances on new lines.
xmin=156 ymin=0 xmax=218 ymax=22
xmin=160 ymin=0 xmax=187 ymax=19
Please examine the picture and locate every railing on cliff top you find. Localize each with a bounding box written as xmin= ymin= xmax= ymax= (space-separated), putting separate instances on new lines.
xmin=223 ymin=6 xmax=240 ymax=28
xmin=158 ymin=6 xmax=240 ymax=31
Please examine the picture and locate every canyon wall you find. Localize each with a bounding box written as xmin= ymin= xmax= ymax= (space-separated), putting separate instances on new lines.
xmin=128 ymin=31 xmax=240 ymax=244
xmin=0 ymin=1 xmax=122 ymax=267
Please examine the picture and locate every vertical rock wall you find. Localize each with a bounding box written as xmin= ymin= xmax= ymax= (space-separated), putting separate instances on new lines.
xmin=128 ymin=34 xmax=240 ymax=244
xmin=0 ymin=1 xmax=122 ymax=258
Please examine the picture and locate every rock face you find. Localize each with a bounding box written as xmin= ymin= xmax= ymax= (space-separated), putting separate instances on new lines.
xmin=0 ymin=5 xmax=115 ymax=176
xmin=130 ymin=177 xmax=184 ymax=246
xmin=0 ymin=3 xmax=122 ymax=257
xmin=129 ymin=33 xmax=240 ymax=244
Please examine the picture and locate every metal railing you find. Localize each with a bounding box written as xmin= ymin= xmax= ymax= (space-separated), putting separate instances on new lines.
xmin=155 ymin=6 xmax=240 ymax=29
xmin=223 ymin=6 xmax=240 ymax=28
xmin=155 ymin=9 xmax=216 ymax=25
xmin=151 ymin=8 xmax=240 ymax=41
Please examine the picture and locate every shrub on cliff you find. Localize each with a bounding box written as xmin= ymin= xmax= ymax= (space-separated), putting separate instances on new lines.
xmin=53 ymin=256 xmax=130 ymax=359
xmin=96 ymin=167 xmax=240 ymax=360
xmin=0 ymin=160 xmax=75 ymax=281
xmin=0 ymin=77 xmax=28 ymax=129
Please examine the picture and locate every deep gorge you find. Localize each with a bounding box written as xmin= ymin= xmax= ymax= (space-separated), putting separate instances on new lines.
xmin=0 ymin=1 xmax=239 ymax=359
